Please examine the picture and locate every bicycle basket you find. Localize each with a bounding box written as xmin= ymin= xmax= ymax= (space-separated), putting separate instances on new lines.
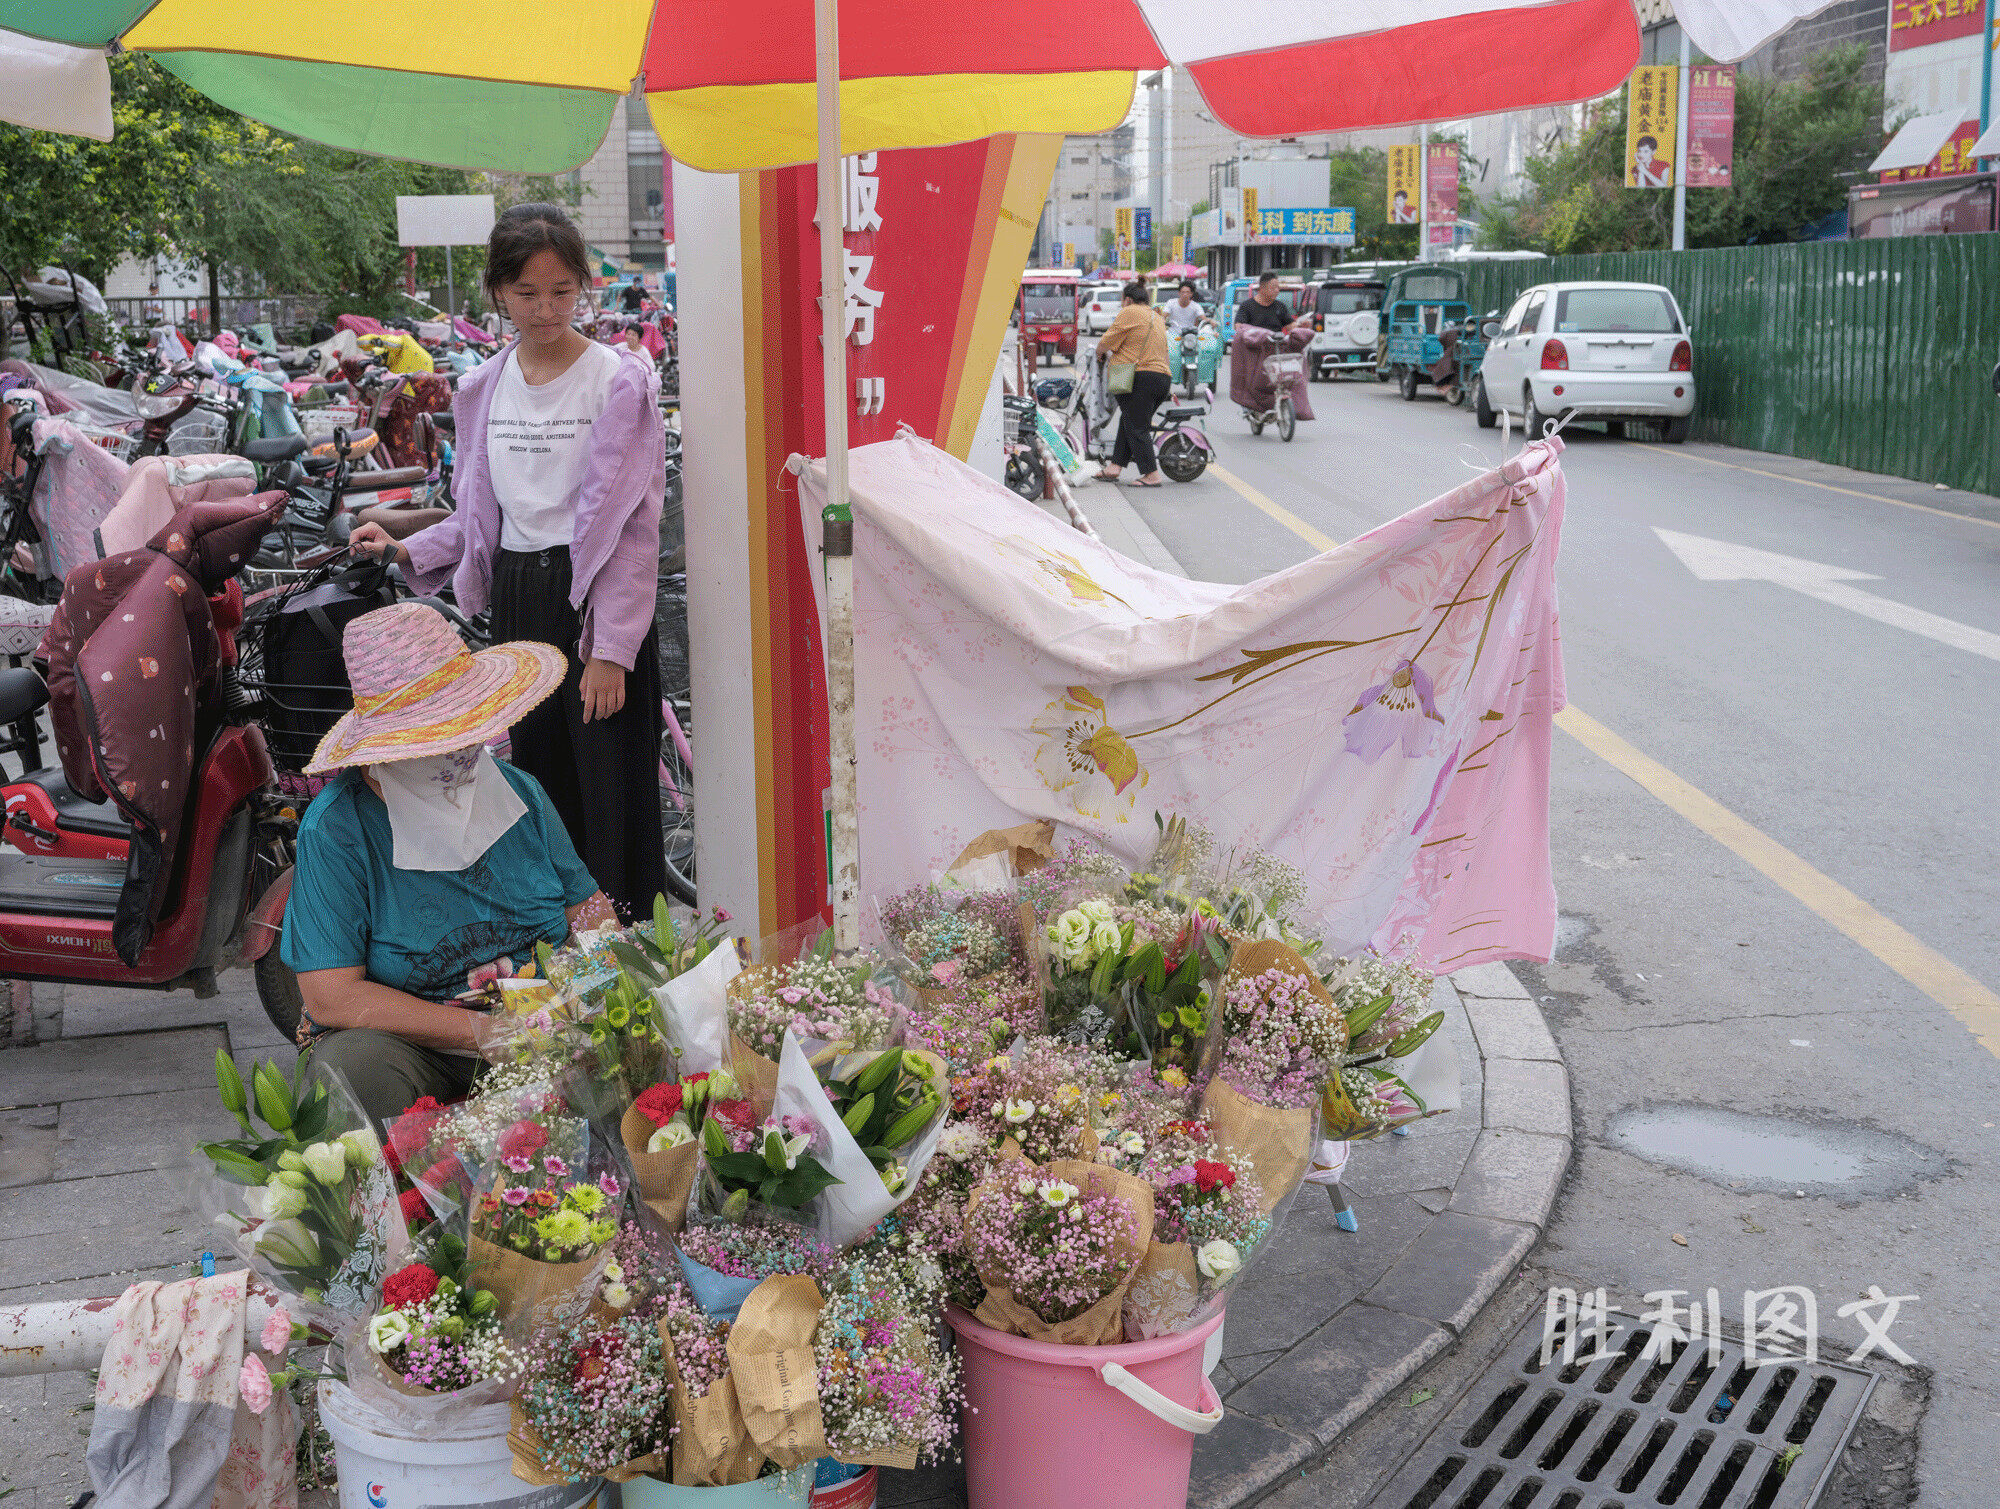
xmin=239 ymin=553 xmax=399 ymax=772
xmin=298 ymin=404 xmax=361 ymax=443
xmin=166 ymin=410 xmax=229 ymax=456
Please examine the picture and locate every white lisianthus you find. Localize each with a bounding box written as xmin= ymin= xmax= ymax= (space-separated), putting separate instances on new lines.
xmin=261 ymin=1178 xmax=308 ymax=1221
xmin=601 ymin=1282 xmax=634 ymax=1311
xmin=1001 ymin=1098 xmax=1037 ymax=1124
xmin=1050 ymin=911 xmax=1092 ymax=964
xmin=255 ymin=1217 xmax=319 ymax=1268
xmin=1015 ymin=1176 xmax=1037 ymax=1195
xmin=1037 ymin=1179 xmax=1080 ymax=1209
xmin=1090 ymin=920 xmax=1124 ymax=959
xmin=1118 ymin=1131 xmax=1145 ymax=1158
xmin=1077 ymin=898 xmax=1115 ymax=927
xmin=602 ymin=1259 xmax=625 ymax=1285
xmin=366 ymin=1310 xmax=412 ymax=1355
xmin=301 ymin=1141 xmax=348 ymax=1187
xmin=647 ymin=1118 xmax=695 ymax=1153
xmin=938 ymin=1123 xmax=988 ymax=1162
xmin=337 ymin=1128 xmax=381 ymax=1171
xmin=1196 ymin=1239 xmax=1242 ymax=1284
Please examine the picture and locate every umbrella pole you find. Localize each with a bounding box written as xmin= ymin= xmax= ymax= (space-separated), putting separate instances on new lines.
xmin=815 ymin=0 xmax=861 ymax=951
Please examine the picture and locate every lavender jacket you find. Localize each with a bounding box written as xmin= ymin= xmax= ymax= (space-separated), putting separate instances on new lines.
xmin=404 ymin=341 xmax=665 ymax=670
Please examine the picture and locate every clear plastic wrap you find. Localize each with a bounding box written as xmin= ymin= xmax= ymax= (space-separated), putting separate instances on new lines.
xmin=195 ymin=1058 xmax=407 ymax=1333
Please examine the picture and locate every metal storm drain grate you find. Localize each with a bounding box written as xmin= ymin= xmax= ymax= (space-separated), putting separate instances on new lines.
xmin=1363 ymin=1301 xmax=1875 ymax=1509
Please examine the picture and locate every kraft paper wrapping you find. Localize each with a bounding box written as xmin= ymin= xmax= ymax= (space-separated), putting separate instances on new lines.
xmin=621 ymin=1103 xmax=698 ymax=1232
xmin=1122 ymin=1240 xmax=1200 ymax=1340
xmin=968 ymin=1159 xmax=1153 ymax=1347
xmin=837 ymin=1440 xmax=921 ymax=1471
xmin=508 ymin=1399 xmax=666 ymax=1486
xmin=727 ymin=1029 xmax=781 ymax=1120
xmin=661 ymin=1323 xmax=765 ymax=1487
xmin=726 ymin=1275 xmax=828 ymax=1469
xmin=468 ymin=1233 xmax=602 ymax=1330
xmin=1199 ymin=1079 xmax=1312 ymax=1214
xmin=950 ymin=820 xmax=1057 ymax=876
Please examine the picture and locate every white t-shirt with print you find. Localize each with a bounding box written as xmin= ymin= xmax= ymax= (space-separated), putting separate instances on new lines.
xmin=488 ymin=340 xmax=622 ymax=552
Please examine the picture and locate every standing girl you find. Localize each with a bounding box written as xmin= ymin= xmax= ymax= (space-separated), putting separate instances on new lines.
xmin=353 ymin=202 xmax=668 ymax=917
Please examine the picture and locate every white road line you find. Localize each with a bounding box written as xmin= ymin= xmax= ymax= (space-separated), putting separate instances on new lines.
xmin=1655 ymin=528 xmax=2000 ymax=664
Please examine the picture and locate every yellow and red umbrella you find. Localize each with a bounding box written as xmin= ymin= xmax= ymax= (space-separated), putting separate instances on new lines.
xmin=3 ymin=0 xmax=1654 ymax=174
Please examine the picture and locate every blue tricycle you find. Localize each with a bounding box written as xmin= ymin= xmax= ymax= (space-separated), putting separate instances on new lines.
xmin=1381 ymin=264 xmax=1488 ymax=408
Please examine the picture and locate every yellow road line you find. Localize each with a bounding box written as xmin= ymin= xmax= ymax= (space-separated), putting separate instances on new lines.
xmin=1655 ymin=447 xmax=2000 ymax=532
xmin=1210 ymin=463 xmax=1340 ymax=552
xmin=1219 ymin=465 xmax=2000 ymax=1057
xmin=1556 ymin=705 xmax=2000 ymax=1058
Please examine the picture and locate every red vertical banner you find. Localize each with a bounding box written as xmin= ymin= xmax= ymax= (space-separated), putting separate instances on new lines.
xmin=1426 ymin=143 xmax=1459 ymax=248
xmin=1685 ymin=65 xmax=1736 ymax=187
xmin=661 ymin=151 xmax=674 ymax=243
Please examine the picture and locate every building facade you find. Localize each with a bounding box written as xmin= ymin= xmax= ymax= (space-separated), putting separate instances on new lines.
xmin=1035 ymin=123 xmax=1136 ymax=266
xmin=572 ymin=91 xmax=668 ymax=276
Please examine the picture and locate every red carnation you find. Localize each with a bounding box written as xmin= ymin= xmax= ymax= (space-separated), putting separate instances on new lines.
xmin=634 ymin=1082 xmax=685 ymax=1129
xmin=709 ymin=1098 xmax=757 ymax=1136
xmin=1193 ymin=1160 xmax=1236 ymax=1195
xmin=398 ymin=1187 xmax=429 ymax=1228
xmin=381 ymin=1263 xmax=440 ymax=1309
xmin=498 ymin=1119 xmax=549 ymax=1160
xmin=389 ymin=1096 xmax=447 ymax=1163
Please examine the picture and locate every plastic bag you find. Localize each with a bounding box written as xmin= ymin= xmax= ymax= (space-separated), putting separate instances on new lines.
xmin=655 ymin=940 xmax=740 ymax=1077
xmin=194 ymin=1059 xmax=407 ymax=1333
xmin=773 ymin=1032 xmax=946 ymax=1249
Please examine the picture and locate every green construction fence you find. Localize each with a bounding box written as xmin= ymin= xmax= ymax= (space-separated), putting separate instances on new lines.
xmin=1459 ymin=235 xmax=2000 ymax=498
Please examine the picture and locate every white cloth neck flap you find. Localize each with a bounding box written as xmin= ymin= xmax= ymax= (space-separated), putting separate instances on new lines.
xmin=371 ymin=747 xmax=527 ymax=871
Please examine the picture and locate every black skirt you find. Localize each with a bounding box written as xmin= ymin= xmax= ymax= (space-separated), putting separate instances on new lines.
xmin=489 ymin=547 xmax=667 ymax=920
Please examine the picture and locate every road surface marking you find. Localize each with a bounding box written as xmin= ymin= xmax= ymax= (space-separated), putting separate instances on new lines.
xmin=1556 ymin=705 xmax=2000 ymax=1060
xmin=1656 ymin=528 xmax=2000 ymax=663
xmin=1210 ymin=464 xmax=1340 ymax=552
xmin=1651 ymin=446 xmax=2000 ymax=532
xmin=1214 ymin=475 xmax=2000 ymax=1059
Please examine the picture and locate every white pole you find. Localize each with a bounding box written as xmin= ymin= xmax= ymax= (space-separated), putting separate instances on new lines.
xmin=444 ymin=244 xmax=455 ymax=318
xmin=0 ymin=1288 xmax=286 ymax=1378
xmin=815 ymin=0 xmax=861 ymax=951
xmin=1672 ymin=29 xmax=1691 ymax=250
xmin=1416 ymin=124 xmax=1429 ymax=261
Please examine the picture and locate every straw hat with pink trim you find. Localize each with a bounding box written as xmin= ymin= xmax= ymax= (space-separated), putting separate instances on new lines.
xmin=304 ymin=602 xmax=566 ymax=774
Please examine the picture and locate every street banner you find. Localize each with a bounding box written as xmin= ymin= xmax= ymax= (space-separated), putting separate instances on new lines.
xmin=1684 ymin=64 xmax=1735 ymax=187
xmin=1881 ymin=117 xmax=1981 ymax=180
xmin=1626 ymin=65 xmax=1678 ymax=187
xmin=1426 ymin=143 xmax=1459 ymax=247
xmin=1172 ymin=233 xmax=1184 ymax=261
xmin=1061 ymin=241 xmax=1073 ymax=266
xmin=1135 ymin=206 xmax=1152 ymax=247
xmin=1890 ymin=0 xmax=1984 ymax=49
xmin=1387 ymin=145 xmax=1419 ymax=222
xmin=1115 ymin=205 xmax=1133 ymax=245
xmin=1240 ymin=186 xmax=1259 ymax=231
xmin=796 ymin=433 xmax=1567 ymax=972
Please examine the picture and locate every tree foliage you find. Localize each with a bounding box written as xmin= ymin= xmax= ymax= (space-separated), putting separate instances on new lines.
xmin=1478 ymin=45 xmax=1884 ymax=254
xmin=1 ymin=56 xmax=573 ymax=315
xmin=1324 ymin=140 xmax=1472 ymax=264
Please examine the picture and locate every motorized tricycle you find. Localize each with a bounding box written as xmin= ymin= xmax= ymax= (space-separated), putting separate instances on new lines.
xmin=1382 ymin=264 xmax=1487 ymax=407
xmin=1016 ymin=269 xmax=1081 ymax=367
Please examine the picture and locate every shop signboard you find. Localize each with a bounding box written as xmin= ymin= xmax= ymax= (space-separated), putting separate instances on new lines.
xmin=1387 ymin=144 xmax=1419 ymax=222
xmin=1849 ymin=171 xmax=1997 ymax=235
xmin=1426 ymin=143 xmax=1459 ymax=246
xmin=1685 ymin=65 xmax=1735 ymax=187
xmin=1626 ymin=65 xmax=1678 ymax=187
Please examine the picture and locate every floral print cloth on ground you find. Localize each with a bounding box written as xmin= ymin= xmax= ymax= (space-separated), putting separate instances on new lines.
xmin=794 ymin=430 xmax=1567 ymax=972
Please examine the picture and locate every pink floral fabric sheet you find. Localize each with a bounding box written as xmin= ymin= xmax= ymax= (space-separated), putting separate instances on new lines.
xmin=797 ymin=430 xmax=1567 ymax=971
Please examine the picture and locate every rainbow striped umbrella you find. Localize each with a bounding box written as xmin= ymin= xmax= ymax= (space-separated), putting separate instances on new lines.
xmin=1 ymin=0 xmax=1658 ymax=174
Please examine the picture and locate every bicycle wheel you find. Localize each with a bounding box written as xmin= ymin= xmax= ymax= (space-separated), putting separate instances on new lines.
xmin=1277 ymin=395 xmax=1296 ymax=442
xmin=659 ymin=695 xmax=697 ymax=904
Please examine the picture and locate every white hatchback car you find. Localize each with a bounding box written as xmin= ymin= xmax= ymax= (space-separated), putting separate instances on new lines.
xmin=1083 ymin=286 xmax=1125 ymax=334
xmin=1473 ymin=281 xmax=1695 ymax=442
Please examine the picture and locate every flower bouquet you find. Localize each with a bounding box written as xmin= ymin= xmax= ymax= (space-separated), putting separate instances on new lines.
xmin=953 ymin=1036 xmax=1126 ymax=1166
xmin=726 ymin=936 xmax=896 ymax=1110
xmin=346 ymin=1228 xmax=520 ymax=1422
xmin=1197 ymin=940 xmax=1346 ymax=1210
xmin=811 ymin=1246 xmax=960 ymax=1468
xmin=799 ymin=1043 xmax=949 ymax=1243
xmin=962 ymin=1157 xmax=1154 ymax=1346
xmin=877 ymin=864 xmax=1027 ymax=1005
xmin=657 ymin=1266 xmax=766 ymax=1486
xmin=386 ymin=1093 xmax=477 ymax=1223
xmin=1319 ymin=950 xmax=1456 ymax=1141
xmin=900 ymin=967 xmax=1042 ymax=1068
xmin=467 ymin=1118 xmax=623 ymax=1327
xmin=1119 ymin=1118 xmax=1272 ymax=1339
xmin=692 ymin=1097 xmax=841 ymax=1230
xmin=198 ymin=1053 xmax=402 ymax=1326
xmin=510 ymin=1225 xmax=678 ymax=1486
xmin=621 ymin=1068 xmax=743 ymax=1233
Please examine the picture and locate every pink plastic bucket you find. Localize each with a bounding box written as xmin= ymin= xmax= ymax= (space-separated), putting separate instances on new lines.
xmin=945 ymin=1304 xmax=1225 ymax=1509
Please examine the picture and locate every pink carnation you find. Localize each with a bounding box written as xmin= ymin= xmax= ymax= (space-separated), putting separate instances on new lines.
xmin=237 ymin=1353 xmax=272 ymax=1415
xmin=260 ymin=1306 xmax=292 ymax=1358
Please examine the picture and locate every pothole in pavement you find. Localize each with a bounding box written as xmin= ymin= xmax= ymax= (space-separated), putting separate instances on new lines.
xmin=1604 ymin=1105 xmax=1949 ymax=1198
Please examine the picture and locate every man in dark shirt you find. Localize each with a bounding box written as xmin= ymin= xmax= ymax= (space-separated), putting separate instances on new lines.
xmin=1235 ymin=271 xmax=1298 ymax=335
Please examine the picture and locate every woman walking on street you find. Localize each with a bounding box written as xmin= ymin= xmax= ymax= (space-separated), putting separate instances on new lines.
xmin=1094 ymin=280 xmax=1171 ymax=487
xmin=352 ymin=202 xmax=669 ymax=919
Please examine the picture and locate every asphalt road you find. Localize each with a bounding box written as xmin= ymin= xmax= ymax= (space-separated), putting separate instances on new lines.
xmin=1060 ymin=336 xmax=2000 ymax=1503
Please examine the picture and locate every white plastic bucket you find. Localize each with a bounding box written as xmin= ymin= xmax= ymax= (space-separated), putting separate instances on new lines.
xmin=318 ymin=1380 xmax=604 ymax=1509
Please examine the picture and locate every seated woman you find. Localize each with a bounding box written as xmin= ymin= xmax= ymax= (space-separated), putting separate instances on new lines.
xmin=282 ymin=601 xmax=617 ymax=1127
